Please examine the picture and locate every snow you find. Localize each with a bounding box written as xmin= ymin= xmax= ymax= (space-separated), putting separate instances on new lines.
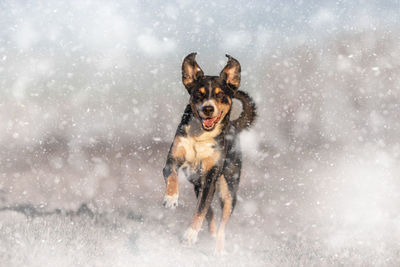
xmin=1 ymin=0 xmax=400 ymax=266
xmin=137 ymin=34 xmax=177 ymax=56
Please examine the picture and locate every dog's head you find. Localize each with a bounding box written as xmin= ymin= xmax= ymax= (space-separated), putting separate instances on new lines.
xmin=182 ymin=53 xmax=241 ymax=131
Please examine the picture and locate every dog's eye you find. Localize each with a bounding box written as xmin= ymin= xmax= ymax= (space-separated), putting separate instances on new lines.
xmin=196 ymin=90 xmax=205 ymax=98
xmin=216 ymin=91 xmax=224 ymax=98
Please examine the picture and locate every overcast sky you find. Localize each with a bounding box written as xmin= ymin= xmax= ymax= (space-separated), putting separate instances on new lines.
xmin=1 ymin=0 xmax=399 ymax=61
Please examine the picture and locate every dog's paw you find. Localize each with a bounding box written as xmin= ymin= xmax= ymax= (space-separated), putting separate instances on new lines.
xmin=214 ymin=248 xmax=227 ymax=256
xmin=163 ymin=194 xmax=178 ymax=209
xmin=182 ymin=227 xmax=198 ymax=246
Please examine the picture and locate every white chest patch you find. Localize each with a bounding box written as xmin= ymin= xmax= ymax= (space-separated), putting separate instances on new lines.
xmin=178 ymin=136 xmax=216 ymax=164
xmin=177 ymin=128 xmax=220 ymax=168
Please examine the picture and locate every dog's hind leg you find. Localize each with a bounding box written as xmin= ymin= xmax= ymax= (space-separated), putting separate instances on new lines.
xmin=206 ymin=207 xmax=217 ymax=237
xmin=194 ymin=184 xmax=217 ymax=237
xmin=216 ymin=174 xmax=234 ymax=253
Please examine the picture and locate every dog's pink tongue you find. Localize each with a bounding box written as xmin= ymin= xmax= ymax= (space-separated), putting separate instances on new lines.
xmin=203 ymin=117 xmax=216 ymax=128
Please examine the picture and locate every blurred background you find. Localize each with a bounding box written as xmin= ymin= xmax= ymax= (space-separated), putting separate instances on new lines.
xmin=1 ymin=0 xmax=400 ymax=266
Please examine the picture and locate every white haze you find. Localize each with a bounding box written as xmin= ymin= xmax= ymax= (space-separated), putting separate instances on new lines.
xmin=1 ymin=0 xmax=400 ymax=266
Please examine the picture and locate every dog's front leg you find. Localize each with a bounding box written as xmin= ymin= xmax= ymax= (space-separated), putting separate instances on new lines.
xmin=162 ymin=137 xmax=186 ymax=209
xmin=183 ymin=165 xmax=219 ymax=245
xmin=162 ymin=160 xmax=179 ymax=209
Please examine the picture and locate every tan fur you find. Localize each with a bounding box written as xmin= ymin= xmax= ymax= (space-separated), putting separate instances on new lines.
xmin=171 ymin=138 xmax=186 ymax=160
xmin=216 ymin=175 xmax=233 ymax=252
xmin=190 ymin=214 xmax=203 ymax=232
xmin=170 ymin=53 xmax=250 ymax=252
xmin=189 ymin=200 xmax=214 ymax=234
xmin=175 ymin=125 xmax=221 ymax=170
xmin=215 ymin=101 xmax=230 ymax=119
xmin=206 ymin=208 xmax=217 ymax=237
xmin=222 ymin=68 xmax=240 ymax=88
xmin=166 ymin=172 xmax=178 ymax=196
xmin=201 ymin=154 xmax=220 ymax=173
xmin=183 ymin=63 xmax=202 ymax=88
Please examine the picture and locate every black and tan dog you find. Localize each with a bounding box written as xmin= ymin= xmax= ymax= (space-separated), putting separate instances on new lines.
xmin=162 ymin=53 xmax=256 ymax=252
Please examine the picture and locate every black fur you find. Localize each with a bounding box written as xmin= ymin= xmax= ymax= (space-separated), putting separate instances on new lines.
xmin=162 ymin=53 xmax=256 ymax=250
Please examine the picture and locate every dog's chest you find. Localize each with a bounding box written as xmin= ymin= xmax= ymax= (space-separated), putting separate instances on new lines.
xmin=178 ymin=134 xmax=218 ymax=166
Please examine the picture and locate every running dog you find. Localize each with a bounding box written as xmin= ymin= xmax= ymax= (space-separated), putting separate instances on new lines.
xmin=162 ymin=53 xmax=256 ymax=252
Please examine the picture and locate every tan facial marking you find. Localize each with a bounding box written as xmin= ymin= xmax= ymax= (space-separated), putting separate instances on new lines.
xmin=214 ymin=99 xmax=231 ymax=124
xmin=215 ymin=87 xmax=222 ymax=95
xmin=200 ymin=87 xmax=206 ymax=94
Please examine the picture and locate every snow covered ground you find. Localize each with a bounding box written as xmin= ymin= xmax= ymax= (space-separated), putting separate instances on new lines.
xmin=1 ymin=141 xmax=400 ymax=266
xmin=1 ymin=1 xmax=400 ymax=266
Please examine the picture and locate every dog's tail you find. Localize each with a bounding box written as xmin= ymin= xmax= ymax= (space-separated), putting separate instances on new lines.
xmin=232 ymin=90 xmax=257 ymax=131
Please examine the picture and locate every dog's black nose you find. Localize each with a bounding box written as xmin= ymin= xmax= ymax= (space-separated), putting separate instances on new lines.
xmin=202 ymin=105 xmax=214 ymax=116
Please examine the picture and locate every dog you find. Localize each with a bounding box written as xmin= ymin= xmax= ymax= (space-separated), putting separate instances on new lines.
xmin=162 ymin=53 xmax=256 ymax=252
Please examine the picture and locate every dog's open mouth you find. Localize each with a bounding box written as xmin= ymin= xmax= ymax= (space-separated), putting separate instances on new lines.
xmin=201 ymin=112 xmax=222 ymax=131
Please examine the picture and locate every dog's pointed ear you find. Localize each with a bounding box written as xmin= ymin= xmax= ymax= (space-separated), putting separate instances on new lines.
xmin=220 ymin=54 xmax=241 ymax=91
xmin=182 ymin=52 xmax=204 ymax=93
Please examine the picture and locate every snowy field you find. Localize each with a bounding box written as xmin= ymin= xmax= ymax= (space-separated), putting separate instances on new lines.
xmin=1 ymin=1 xmax=400 ymax=266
